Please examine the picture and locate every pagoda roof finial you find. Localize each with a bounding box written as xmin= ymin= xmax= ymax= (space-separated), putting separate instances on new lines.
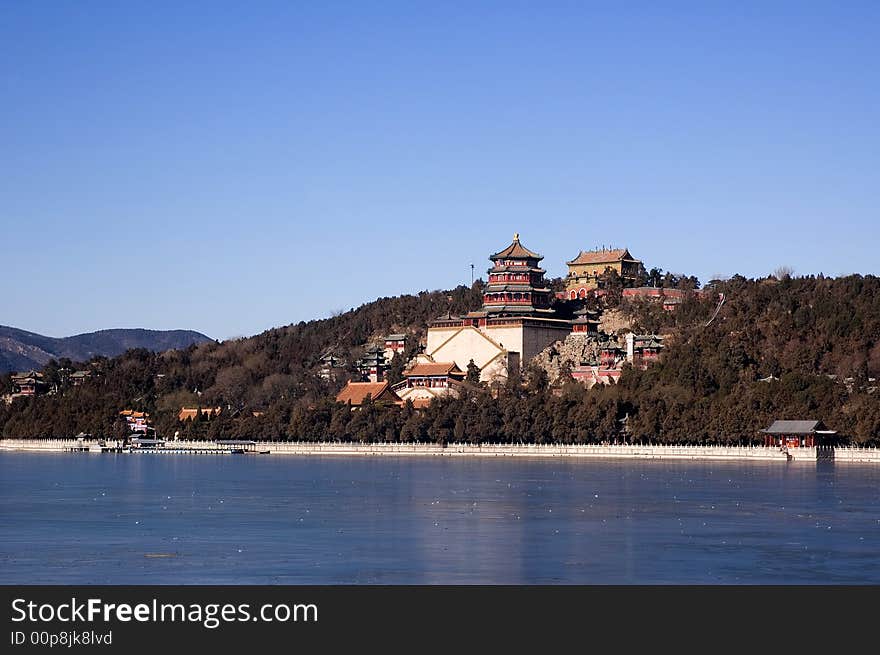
xmin=490 ymin=233 xmax=543 ymax=261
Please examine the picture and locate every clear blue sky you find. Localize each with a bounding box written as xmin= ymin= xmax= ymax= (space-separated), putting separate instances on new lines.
xmin=2 ymin=2 xmax=878 ymax=340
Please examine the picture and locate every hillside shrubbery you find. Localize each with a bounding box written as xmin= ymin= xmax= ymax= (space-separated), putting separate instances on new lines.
xmin=1 ymin=275 xmax=878 ymax=444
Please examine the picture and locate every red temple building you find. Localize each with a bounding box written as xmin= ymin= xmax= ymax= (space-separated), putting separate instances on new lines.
xmin=571 ymin=307 xmax=600 ymax=334
xmin=119 ymin=409 xmax=152 ymax=434
xmin=390 ymin=361 xmax=469 ymax=408
xmin=399 ymin=361 xmax=465 ymax=390
xmin=599 ymin=342 xmax=625 ymax=368
xmin=336 ymin=381 xmax=402 ymax=409
xmin=384 ymin=334 xmax=407 ymax=359
xmin=760 ymin=420 xmax=837 ymax=448
xmin=626 ymin=334 xmax=665 ymax=367
xmin=69 ymin=370 xmax=92 ymax=386
xmin=11 ymin=371 xmax=48 ymax=396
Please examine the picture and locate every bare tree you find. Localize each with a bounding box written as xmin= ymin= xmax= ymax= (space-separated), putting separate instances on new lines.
xmin=773 ymin=265 xmax=795 ymax=280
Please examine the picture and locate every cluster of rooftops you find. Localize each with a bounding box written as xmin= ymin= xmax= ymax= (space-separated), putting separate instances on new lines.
xmin=3 ymin=369 xmax=93 ymax=403
xmin=433 ymin=233 xmax=685 ymax=324
xmin=2 ymin=231 xmax=841 ymax=444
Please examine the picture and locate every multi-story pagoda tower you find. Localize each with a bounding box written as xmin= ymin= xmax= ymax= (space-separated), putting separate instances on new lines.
xmin=425 ymin=233 xmax=571 ymax=384
xmin=479 ymin=233 xmax=555 ymax=317
xmin=356 ymin=346 xmax=388 ymax=383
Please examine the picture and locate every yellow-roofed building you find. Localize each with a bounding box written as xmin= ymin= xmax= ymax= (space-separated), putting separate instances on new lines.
xmin=565 ymin=247 xmax=643 ymax=298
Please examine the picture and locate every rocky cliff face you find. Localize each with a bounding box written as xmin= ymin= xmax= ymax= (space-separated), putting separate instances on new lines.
xmin=531 ymin=306 xmax=635 ymax=383
xmin=532 ymin=333 xmax=612 ymax=382
xmin=598 ymin=307 xmax=634 ymax=335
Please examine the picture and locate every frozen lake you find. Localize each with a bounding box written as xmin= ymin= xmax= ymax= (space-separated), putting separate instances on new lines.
xmin=1 ymin=452 xmax=878 ymax=583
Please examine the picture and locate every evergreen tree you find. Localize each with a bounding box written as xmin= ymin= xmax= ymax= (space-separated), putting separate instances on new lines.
xmin=466 ymin=359 xmax=481 ymax=385
xmin=386 ymin=353 xmax=406 ymax=385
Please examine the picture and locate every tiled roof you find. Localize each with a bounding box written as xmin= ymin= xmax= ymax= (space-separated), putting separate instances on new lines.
xmin=120 ymin=410 xmax=150 ymax=418
xmin=12 ymin=370 xmax=44 ymax=380
xmin=404 ymin=362 xmax=464 ymax=377
xmin=178 ymin=407 xmax=221 ymax=421
xmin=762 ymin=420 xmax=834 ymax=434
xmin=635 ymin=340 xmax=664 ymax=349
xmin=489 ymin=265 xmax=546 ymax=274
xmin=484 ymin=284 xmax=550 ymax=292
xmin=336 ymin=381 xmax=400 ymax=405
xmin=478 ymin=305 xmax=557 ymax=315
xmin=567 ymin=248 xmax=638 ymax=266
xmin=623 ymin=287 xmax=690 ymax=301
xmin=490 ymin=234 xmax=543 ymax=261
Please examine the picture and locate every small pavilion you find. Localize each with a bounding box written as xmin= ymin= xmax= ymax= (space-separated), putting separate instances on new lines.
xmin=760 ymin=420 xmax=837 ymax=448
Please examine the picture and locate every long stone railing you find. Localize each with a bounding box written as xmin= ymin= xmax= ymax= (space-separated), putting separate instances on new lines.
xmin=1 ymin=439 xmax=805 ymax=461
xmin=257 ymin=442 xmax=808 ymax=460
xmin=0 ymin=439 xmax=852 ymax=462
xmin=831 ymin=446 xmax=880 ymax=463
xmin=0 ymin=438 xmax=93 ymax=451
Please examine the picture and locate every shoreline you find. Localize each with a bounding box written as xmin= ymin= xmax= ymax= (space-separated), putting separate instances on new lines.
xmin=4 ymin=438 xmax=875 ymax=462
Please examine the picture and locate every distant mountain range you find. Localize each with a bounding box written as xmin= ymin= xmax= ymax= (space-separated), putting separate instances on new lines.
xmin=0 ymin=325 xmax=213 ymax=373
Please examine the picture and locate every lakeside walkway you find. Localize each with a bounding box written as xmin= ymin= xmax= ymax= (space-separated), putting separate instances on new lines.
xmin=5 ymin=438 xmax=879 ymax=461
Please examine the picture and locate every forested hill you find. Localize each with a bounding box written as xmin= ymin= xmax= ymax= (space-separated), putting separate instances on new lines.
xmin=0 ymin=284 xmax=484 ymax=437
xmin=627 ymin=274 xmax=880 ymax=381
xmin=0 ymin=326 xmax=213 ymax=374
xmin=1 ymin=275 xmax=878 ymax=444
xmin=616 ymin=274 xmax=880 ymax=443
